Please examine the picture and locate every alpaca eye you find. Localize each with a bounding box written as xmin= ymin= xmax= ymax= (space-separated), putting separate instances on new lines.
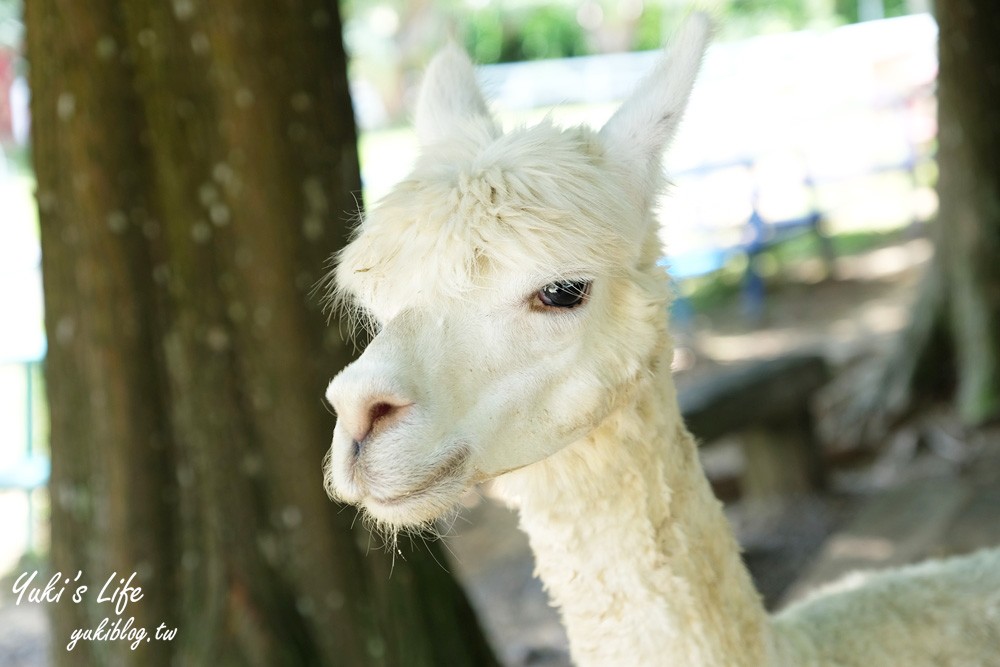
xmin=537 ymin=280 xmax=591 ymax=309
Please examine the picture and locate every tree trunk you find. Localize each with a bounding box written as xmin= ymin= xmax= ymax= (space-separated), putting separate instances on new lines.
xmin=820 ymin=1 xmax=1000 ymax=445
xmin=25 ymin=0 xmax=497 ymax=665
xmin=934 ymin=0 xmax=1000 ymax=425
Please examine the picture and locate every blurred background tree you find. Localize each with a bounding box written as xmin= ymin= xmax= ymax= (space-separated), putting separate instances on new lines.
xmin=847 ymin=0 xmax=1000 ymax=436
xmin=925 ymin=0 xmax=1000 ymax=425
xmin=24 ymin=0 xmax=497 ymax=665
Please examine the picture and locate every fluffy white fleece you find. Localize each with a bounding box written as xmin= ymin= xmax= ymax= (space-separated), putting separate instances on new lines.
xmin=324 ymin=12 xmax=1000 ymax=666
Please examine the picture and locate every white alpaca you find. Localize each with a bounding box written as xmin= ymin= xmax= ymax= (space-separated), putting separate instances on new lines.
xmin=323 ymin=14 xmax=1000 ymax=666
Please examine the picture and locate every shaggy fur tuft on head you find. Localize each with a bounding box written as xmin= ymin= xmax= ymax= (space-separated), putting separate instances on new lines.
xmin=333 ymin=120 xmax=642 ymax=324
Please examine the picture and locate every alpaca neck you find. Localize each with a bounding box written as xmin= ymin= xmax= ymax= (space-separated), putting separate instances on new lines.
xmin=495 ymin=351 xmax=772 ymax=667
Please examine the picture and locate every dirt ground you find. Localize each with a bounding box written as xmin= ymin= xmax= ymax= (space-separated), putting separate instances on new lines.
xmin=2 ymin=236 xmax=970 ymax=667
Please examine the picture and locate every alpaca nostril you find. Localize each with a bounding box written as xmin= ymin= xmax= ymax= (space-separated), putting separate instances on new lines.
xmin=350 ymin=398 xmax=411 ymax=457
xmin=369 ymin=401 xmax=395 ymax=428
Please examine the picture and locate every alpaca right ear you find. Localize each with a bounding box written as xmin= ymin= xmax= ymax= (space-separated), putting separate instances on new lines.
xmin=415 ymin=44 xmax=494 ymax=145
xmin=600 ymin=13 xmax=712 ymax=190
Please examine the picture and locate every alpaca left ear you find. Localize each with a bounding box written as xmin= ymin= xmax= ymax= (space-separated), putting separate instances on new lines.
xmin=600 ymin=12 xmax=712 ymax=186
xmin=415 ymin=44 xmax=495 ymax=145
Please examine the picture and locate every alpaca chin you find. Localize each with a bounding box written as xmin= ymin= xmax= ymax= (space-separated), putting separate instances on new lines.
xmin=324 ymin=423 xmax=474 ymax=529
xmin=360 ymin=474 xmax=469 ymax=530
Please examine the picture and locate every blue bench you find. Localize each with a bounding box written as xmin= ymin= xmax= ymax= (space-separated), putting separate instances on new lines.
xmin=662 ymin=159 xmax=832 ymax=321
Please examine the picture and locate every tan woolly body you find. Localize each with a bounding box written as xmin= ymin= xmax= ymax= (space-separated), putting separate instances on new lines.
xmin=324 ymin=14 xmax=1000 ymax=666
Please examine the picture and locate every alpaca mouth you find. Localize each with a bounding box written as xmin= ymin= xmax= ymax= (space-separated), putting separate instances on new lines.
xmin=367 ymin=446 xmax=471 ymax=508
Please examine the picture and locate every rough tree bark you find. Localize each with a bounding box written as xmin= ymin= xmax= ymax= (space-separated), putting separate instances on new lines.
xmin=822 ymin=0 xmax=1000 ymax=445
xmin=934 ymin=0 xmax=1000 ymax=425
xmin=26 ymin=0 xmax=497 ymax=665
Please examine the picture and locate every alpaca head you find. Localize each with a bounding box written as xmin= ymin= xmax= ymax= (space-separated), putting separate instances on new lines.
xmin=324 ymin=14 xmax=711 ymax=531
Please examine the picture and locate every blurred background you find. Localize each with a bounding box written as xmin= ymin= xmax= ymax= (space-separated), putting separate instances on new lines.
xmin=2 ymin=1 xmax=998 ymax=666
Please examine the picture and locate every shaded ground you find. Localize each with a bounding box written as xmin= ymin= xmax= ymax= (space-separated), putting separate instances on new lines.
xmin=672 ymin=238 xmax=932 ymax=377
xmin=0 ymin=604 xmax=48 ymax=667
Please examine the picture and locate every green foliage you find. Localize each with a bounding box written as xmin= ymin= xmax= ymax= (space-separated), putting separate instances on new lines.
xmin=720 ymin=0 xmax=847 ymax=37
xmin=730 ymin=0 xmax=815 ymax=26
xmin=519 ymin=5 xmax=588 ymax=60
xmin=462 ymin=4 xmax=587 ymax=64
xmin=835 ymin=0 xmax=912 ymax=23
xmin=456 ymin=0 xmax=889 ymax=64
xmin=0 ymin=0 xmax=23 ymax=49
xmin=633 ymin=3 xmax=668 ymax=52
xmin=462 ymin=6 xmax=504 ymax=64
xmin=4 ymin=142 xmax=31 ymax=171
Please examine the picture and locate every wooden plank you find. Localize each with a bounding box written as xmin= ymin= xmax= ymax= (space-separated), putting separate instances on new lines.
xmin=680 ymin=355 xmax=829 ymax=444
xmin=742 ymin=408 xmax=826 ymax=500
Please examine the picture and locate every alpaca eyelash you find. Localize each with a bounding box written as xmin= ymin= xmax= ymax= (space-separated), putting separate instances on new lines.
xmin=531 ymin=279 xmax=593 ymax=311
